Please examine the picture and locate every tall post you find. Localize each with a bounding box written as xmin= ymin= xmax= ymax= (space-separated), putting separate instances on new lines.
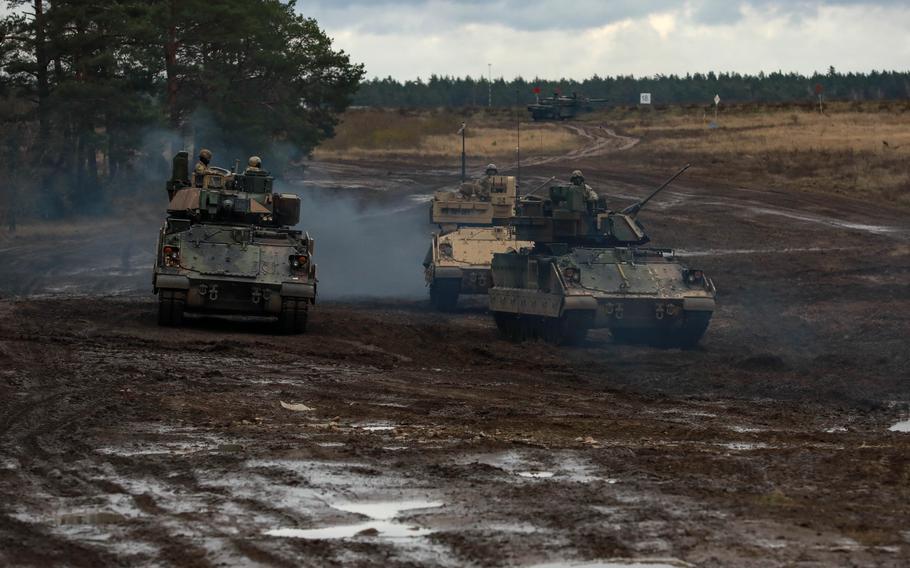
xmin=459 ymin=122 xmax=466 ymax=182
xmin=516 ymin=88 xmax=521 ymax=189
xmin=488 ymin=63 xmax=492 ymax=108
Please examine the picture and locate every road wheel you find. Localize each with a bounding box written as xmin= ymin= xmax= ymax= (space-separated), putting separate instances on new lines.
xmin=429 ymin=279 xmax=460 ymax=312
xmin=157 ymin=290 xmax=186 ymax=327
xmin=278 ymin=297 xmax=309 ymax=334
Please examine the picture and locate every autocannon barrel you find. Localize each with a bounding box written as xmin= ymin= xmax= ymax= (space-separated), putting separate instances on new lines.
xmin=621 ymin=163 xmax=691 ymax=217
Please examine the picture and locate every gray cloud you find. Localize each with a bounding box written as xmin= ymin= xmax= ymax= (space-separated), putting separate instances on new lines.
xmin=295 ymin=0 xmax=910 ymax=80
xmin=299 ymin=0 xmax=904 ymax=32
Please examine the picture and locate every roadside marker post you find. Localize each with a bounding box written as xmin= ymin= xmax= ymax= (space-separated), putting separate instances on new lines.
xmin=458 ymin=122 xmax=466 ymax=182
xmin=712 ymin=94 xmax=720 ymax=128
xmin=815 ymin=83 xmax=824 ymax=114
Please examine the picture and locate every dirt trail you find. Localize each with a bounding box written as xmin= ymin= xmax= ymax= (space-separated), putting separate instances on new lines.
xmin=1 ymin=138 xmax=910 ymax=566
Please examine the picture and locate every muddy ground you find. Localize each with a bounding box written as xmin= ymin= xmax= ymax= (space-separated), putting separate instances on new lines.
xmin=1 ymin=126 xmax=909 ymax=567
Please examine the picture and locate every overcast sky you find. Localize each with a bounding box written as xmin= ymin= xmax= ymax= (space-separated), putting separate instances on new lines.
xmin=297 ymin=0 xmax=910 ymax=80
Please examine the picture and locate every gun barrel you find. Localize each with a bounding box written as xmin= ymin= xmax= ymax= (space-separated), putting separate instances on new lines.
xmin=622 ymin=163 xmax=691 ymax=216
xmin=522 ymin=176 xmax=557 ymax=198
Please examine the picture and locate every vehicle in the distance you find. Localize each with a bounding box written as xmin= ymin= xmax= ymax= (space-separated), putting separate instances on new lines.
xmin=527 ymin=92 xmax=608 ymax=121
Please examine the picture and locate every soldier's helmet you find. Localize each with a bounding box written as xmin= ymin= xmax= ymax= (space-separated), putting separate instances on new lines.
xmin=485 ymin=163 xmax=498 ymax=176
xmin=570 ymin=170 xmax=584 ymax=185
xmin=199 ymin=148 xmax=213 ymax=162
xmin=248 ymin=156 xmax=262 ymax=168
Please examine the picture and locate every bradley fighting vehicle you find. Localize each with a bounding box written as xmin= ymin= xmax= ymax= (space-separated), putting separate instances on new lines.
xmin=527 ymin=93 xmax=608 ymax=121
xmin=489 ymin=165 xmax=716 ymax=347
xmin=153 ymin=151 xmax=316 ymax=333
xmin=423 ymin=172 xmax=533 ymax=310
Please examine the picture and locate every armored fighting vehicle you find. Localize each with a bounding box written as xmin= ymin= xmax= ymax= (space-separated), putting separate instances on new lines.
xmin=527 ymin=93 xmax=608 ymax=121
xmin=424 ymin=172 xmax=532 ymax=310
xmin=489 ymin=165 xmax=716 ymax=347
xmin=153 ymin=151 xmax=316 ymax=333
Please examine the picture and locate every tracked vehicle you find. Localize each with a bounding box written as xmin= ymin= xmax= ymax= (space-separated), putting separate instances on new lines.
xmin=527 ymin=93 xmax=607 ymax=121
xmin=153 ymin=151 xmax=316 ymax=333
xmin=424 ymin=174 xmax=532 ymax=310
xmin=489 ymin=165 xmax=716 ymax=347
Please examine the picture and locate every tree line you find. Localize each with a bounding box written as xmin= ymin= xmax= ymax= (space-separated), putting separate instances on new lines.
xmin=0 ymin=0 xmax=363 ymax=220
xmin=354 ymin=68 xmax=910 ymax=108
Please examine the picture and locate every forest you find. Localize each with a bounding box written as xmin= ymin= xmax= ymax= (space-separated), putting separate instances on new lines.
xmin=0 ymin=0 xmax=364 ymax=220
xmin=354 ymin=68 xmax=910 ymax=108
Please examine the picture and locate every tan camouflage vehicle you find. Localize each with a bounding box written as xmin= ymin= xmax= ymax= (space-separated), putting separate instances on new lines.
xmin=153 ymin=151 xmax=316 ymax=333
xmin=424 ymin=168 xmax=532 ymax=310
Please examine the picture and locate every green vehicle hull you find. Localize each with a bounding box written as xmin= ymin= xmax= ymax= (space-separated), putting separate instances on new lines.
xmin=490 ymin=246 xmax=715 ymax=347
xmin=153 ymin=220 xmax=316 ymax=333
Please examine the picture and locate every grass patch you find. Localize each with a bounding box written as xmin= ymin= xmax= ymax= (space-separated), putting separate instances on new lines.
xmin=591 ymin=101 xmax=910 ymax=207
xmin=316 ymin=107 xmax=586 ymax=159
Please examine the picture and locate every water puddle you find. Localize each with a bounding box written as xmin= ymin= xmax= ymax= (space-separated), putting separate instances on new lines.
xmin=720 ymin=442 xmax=770 ymax=451
xmin=316 ymin=442 xmax=345 ymax=448
xmin=743 ymin=206 xmax=900 ymax=236
xmin=517 ymin=471 xmax=555 ymax=479
xmin=466 ymin=451 xmax=606 ymax=483
xmin=358 ymin=422 xmax=398 ymax=432
xmin=888 ymin=420 xmax=910 ymax=432
xmin=332 ymin=500 xmax=442 ymax=519
xmin=265 ymin=500 xmax=442 ymax=540
xmin=529 ymin=559 xmax=692 ymax=568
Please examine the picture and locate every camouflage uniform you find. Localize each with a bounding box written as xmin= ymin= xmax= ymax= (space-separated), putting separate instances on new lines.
xmin=570 ymin=169 xmax=598 ymax=202
xmin=194 ymin=149 xmax=214 ymax=186
xmin=476 ymin=163 xmax=498 ymax=200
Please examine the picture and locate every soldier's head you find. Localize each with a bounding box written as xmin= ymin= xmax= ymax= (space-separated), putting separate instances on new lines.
xmin=248 ymin=156 xmax=262 ymax=168
xmin=485 ymin=163 xmax=498 ymax=176
xmin=199 ymin=148 xmax=213 ymax=165
xmin=570 ymin=170 xmax=584 ymax=185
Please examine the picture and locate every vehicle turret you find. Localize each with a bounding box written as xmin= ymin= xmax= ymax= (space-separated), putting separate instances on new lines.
xmin=429 ymin=174 xmax=517 ymax=233
xmin=165 ymin=151 xmax=300 ymax=228
xmin=512 ymin=164 xmax=690 ymax=249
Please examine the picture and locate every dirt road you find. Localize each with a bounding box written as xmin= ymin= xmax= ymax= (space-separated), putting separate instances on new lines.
xmin=1 ymin=138 xmax=909 ymax=567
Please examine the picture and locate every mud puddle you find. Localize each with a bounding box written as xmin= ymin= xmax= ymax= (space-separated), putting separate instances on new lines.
xmin=266 ymin=500 xmax=443 ymax=540
xmin=464 ymin=451 xmax=607 ymax=484
xmin=529 ymin=560 xmax=692 ymax=568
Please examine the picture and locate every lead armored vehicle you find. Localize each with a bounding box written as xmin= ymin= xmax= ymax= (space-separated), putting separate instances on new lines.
xmin=424 ymin=169 xmax=532 ymax=310
xmin=489 ymin=165 xmax=716 ymax=347
xmin=153 ymin=151 xmax=316 ymax=333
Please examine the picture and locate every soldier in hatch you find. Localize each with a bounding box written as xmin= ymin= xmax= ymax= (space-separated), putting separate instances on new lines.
xmin=245 ymin=156 xmax=263 ymax=174
xmin=193 ymin=148 xmax=214 ymax=186
xmin=475 ymin=163 xmax=498 ymax=199
xmin=570 ymin=169 xmax=598 ymax=202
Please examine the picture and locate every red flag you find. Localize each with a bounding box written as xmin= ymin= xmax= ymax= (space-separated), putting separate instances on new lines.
xmin=532 ymin=86 xmax=541 ymax=94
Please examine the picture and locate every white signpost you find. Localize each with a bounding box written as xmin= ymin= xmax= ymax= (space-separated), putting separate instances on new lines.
xmin=640 ymin=93 xmax=651 ymax=105
xmin=712 ymin=94 xmax=720 ymax=126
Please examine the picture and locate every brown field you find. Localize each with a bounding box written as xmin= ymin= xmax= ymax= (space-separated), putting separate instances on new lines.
xmin=315 ymin=107 xmax=586 ymax=159
xmin=318 ymin=102 xmax=910 ymax=207
xmin=594 ymin=101 xmax=910 ymax=207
